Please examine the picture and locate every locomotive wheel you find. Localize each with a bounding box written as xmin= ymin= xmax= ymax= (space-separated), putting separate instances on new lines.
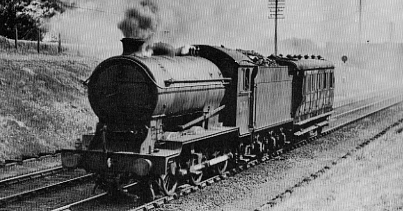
xmin=159 ymin=173 xmax=178 ymax=196
xmin=144 ymin=186 xmax=156 ymax=202
xmin=189 ymin=157 xmax=203 ymax=185
xmin=139 ymin=180 xmax=156 ymax=202
xmin=213 ymin=149 xmax=228 ymax=175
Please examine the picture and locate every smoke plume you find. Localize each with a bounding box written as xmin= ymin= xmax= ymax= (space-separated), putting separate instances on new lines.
xmin=118 ymin=0 xmax=160 ymax=40
xmin=45 ymin=0 xmax=403 ymax=59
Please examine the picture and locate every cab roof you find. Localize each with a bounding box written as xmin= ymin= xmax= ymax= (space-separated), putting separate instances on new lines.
xmin=196 ymin=45 xmax=256 ymax=66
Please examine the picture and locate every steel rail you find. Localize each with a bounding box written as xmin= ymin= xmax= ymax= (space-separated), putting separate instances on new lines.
xmin=1 ymin=153 xmax=60 ymax=169
xmin=333 ymin=86 xmax=401 ymax=108
xmin=326 ymin=98 xmax=403 ymax=133
xmin=331 ymin=94 xmax=402 ymax=120
xmin=51 ymin=192 xmax=108 ymax=211
xmin=0 ymin=166 xmax=64 ymax=188
xmin=0 ymin=173 xmax=93 ymax=206
xmin=50 ymin=182 xmax=138 ymax=211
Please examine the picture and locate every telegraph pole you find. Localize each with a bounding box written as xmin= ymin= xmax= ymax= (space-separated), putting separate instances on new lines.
xmin=269 ymin=0 xmax=285 ymax=55
xmin=358 ymin=0 xmax=362 ymax=43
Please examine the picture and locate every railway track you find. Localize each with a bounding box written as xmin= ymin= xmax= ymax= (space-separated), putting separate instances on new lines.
xmin=49 ymin=95 xmax=403 ymax=211
xmin=0 ymin=153 xmax=60 ymax=170
xmin=333 ymin=86 xmax=401 ymax=108
xmin=0 ymin=153 xmax=61 ymax=182
xmin=0 ymin=166 xmax=63 ymax=189
xmin=331 ymin=93 xmax=403 ymax=124
xmin=50 ymin=182 xmax=139 ymax=211
xmin=0 ymin=168 xmax=93 ymax=208
xmin=1 ymin=94 xmax=402 ymax=211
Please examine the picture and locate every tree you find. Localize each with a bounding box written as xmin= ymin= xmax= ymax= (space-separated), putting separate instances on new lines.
xmin=0 ymin=0 xmax=62 ymax=41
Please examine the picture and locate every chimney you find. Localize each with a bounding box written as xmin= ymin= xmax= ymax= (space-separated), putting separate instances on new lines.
xmin=121 ymin=38 xmax=146 ymax=55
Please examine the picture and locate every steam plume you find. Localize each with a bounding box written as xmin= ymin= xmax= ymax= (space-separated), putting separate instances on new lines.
xmin=118 ymin=0 xmax=160 ymax=40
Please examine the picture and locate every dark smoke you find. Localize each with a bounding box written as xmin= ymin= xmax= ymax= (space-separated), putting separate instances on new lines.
xmin=118 ymin=0 xmax=160 ymax=40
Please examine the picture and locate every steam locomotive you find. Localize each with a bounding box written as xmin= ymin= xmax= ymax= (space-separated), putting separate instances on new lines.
xmin=61 ymin=38 xmax=335 ymax=201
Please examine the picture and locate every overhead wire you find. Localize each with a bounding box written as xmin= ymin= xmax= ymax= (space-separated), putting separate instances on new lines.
xmin=64 ymin=2 xmax=394 ymax=25
xmin=284 ymin=10 xmax=358 ymax=24
xmin=62 ymin=4 xmax=120 ymax=15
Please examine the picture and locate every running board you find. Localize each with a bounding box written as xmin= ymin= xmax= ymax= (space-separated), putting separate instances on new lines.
xmin=294 ymin=120 xmax=329 ymax=136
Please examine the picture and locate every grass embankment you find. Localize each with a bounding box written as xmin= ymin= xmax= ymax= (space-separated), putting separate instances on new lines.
xmin=270 ymin=115 xmax=403 ymax=211
xmin=0 ymin=52 xmax=99 ymax=162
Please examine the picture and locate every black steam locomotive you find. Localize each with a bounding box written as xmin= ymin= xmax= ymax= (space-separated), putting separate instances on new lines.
xmin=61 ymin=38 xmax=335 ymax=200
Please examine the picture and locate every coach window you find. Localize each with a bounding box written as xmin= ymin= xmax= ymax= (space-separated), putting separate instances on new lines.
xmin=329 ymin=72 xmax=334 ymax=88
xmin=244 ymin=68 xmax=250 ymax=91
xmin=320 ymin=73 xmax=324 ymax=89
xmin=317 ymin=73 xmax=321 ymax=90
xmin=319 ymin=72 xmax=323 ymax=89
xmin=304 ymin=74 xmax=310 ymax=93
xmin=311 ymin=73 xmax=315 ymax=92
xmin=322 ymin=73 xmax=325 ymax=89
xmin=305 ymin=74 xmax=309 ymax=93
xmin=314 ymin=73 xmax=317 ymax=91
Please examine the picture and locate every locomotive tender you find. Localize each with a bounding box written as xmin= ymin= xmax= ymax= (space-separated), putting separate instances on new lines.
xmin=61 ymin=38 xmax=335 ymax=200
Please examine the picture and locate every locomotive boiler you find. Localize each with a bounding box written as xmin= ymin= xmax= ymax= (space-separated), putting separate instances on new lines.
xmin=61 ymin=38 xmax=335 ymax=201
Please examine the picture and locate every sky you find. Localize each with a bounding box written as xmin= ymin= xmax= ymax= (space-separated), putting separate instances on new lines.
xmin=46 ymin=0 xmax=403 ymax=58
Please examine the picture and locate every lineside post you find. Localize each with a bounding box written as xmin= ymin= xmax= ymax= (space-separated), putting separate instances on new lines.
xmin=37 ymin=29 xmax=40 ymax=53
xmin=58 ymin=33 xmax=62 ymax=53
xmin=268 ymin=0 xmax=285 ymax=56
xmin=14 ymin=26 xmax=18 ymax=50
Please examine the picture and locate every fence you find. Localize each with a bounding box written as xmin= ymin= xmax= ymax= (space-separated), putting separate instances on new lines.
xmin=0 ymin=29 xmax=67 ymax=55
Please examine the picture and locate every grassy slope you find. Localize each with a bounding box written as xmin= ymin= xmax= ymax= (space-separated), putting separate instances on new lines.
xmin=0 ymin=52 xmax=99 ymax=162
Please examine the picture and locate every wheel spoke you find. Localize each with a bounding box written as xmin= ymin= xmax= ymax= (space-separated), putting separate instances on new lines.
xmin=160 ymin=173 xmax=178 ymax=196
xmin=214 ymin=149 xmax=228 ymax=175
xmin=189 ymin=157 xmax=203 ymax=185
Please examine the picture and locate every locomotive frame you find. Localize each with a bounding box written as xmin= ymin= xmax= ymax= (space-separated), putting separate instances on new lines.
xmin=61 ymin=40 xmax=335 ymax=201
